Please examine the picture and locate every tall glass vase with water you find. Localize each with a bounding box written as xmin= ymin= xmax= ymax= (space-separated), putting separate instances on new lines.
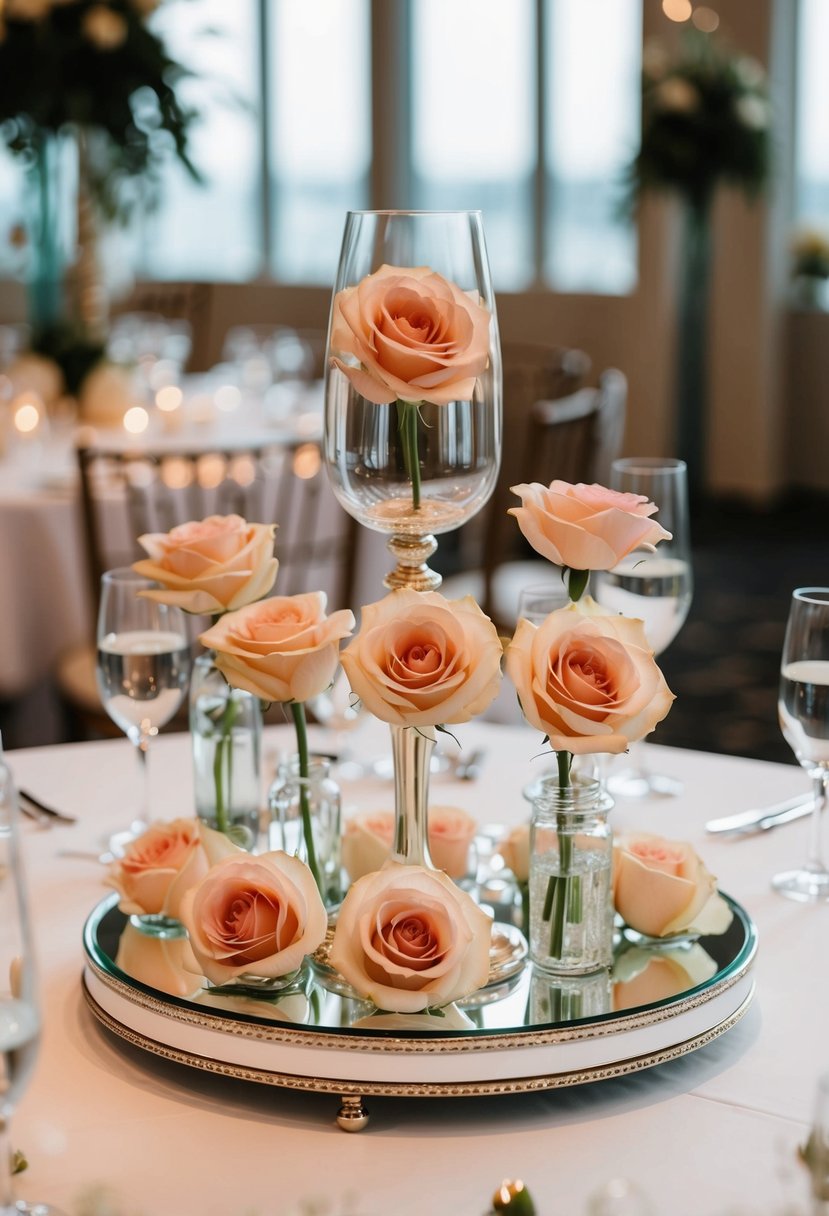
xmin=96 ymin=568 xmax=190 ymax=854
xmin=0 ymin=738 xmax=64 ymax=1215
xmin=774 ymin=587 xmax=829 ymax=901
xmin=592 ymin=458 xmax=692 ymax=796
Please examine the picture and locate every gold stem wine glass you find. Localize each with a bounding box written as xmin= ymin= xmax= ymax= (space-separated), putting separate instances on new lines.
xmin=96 ymin=568 xmax=190 ymax=855
xmin=775 ymin=587 xmax=829 ymax=901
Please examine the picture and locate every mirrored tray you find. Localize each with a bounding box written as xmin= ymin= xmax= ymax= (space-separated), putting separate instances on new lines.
xmin=82 ymin=893 xmax=756 ymax=1130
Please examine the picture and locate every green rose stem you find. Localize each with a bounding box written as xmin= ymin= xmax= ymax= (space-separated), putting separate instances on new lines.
xmin=290 ymin=700 xmax=324 ymax=897
xmin=397 ymin=398 xmax=422 ymax=511
xmin=212 ymin=694 xmax=240 ymax=836
xmin=566 ymin=567 xmax=589 ymax=602
xmin=540 ymin=742 xmax=582 ymax=963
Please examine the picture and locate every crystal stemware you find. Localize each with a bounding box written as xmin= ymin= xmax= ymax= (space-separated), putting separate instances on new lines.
xmin=774 ymin=587 xmax=829 ymax=901
xmin=323 ymin=209 xmax=502 ymax=592
xmin=0 ymin=739 xmax=64 ymax=1215
xmin=592 ymin=457 xmax=692 ymax=797
xmin=96 ymin=567 xmax=190 ymax=855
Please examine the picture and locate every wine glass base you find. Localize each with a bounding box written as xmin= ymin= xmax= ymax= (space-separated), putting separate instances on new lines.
xmin=13 ymin=1202 xmax=68 ymax=1215
xmin=606 ymin=768 xmax=684 ymax=799
xmin=772 ymin=867 xmax=829 ymax=902
xmin=107 ymin=819 xmax=148 ymax=858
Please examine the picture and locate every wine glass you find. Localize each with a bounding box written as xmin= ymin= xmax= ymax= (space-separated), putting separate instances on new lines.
xmin=96 ymin=568 xmax=190 ymax=854
xmin=323 ymin=210 xmax=501 ymax=593
xmin=591 ymin=458 xmax=693 ymax=797
xmin=0 ymin=739 xmax=64 ymax=1215
xmin=774 ymin=587 xmax=829 ymax=902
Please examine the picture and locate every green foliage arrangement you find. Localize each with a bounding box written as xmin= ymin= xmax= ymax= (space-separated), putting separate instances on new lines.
xmin=631 ymin=29 xmax=771 ymax=214
xmin=0 ymin=0 xmax=199 ymax=221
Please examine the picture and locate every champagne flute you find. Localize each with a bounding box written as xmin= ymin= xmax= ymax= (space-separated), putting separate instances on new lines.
xmin=0 ymin=737 xmax=64 ymax=1215
xmin=774 ymin=587 xmax=829 ymax=901
xmin=96 ymin=568 xmax=190 ymax=854
xmin=592 ymin=458 xmax=692 ymax=797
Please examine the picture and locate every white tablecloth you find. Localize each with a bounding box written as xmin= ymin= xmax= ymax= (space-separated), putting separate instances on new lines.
xmin=5 ymin=723 xmax=821 ymax=1216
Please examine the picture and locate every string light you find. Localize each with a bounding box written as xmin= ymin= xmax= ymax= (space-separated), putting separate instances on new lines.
xmin=662 ymin=0 xmax=692 ymax=21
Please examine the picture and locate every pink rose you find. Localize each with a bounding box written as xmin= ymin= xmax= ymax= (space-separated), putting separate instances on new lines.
xmin=612 ymin=943 xmax=717 ymax=1012
xmin=178 ymin=851 xmax=327 ymax=986
xmin=498 ymin=823 xmax=530 ymax=883
xmin=329 ymin=862 xmax=491 ymax=1012
xmin=198 ymin=592 xmax=355 ymax=704
xmin=114 ymin=922 xmax=204 ymax=1000
xmin=505 ymin=597 xmax=674 ymax=754
xmin=340 ymin=589 xmax=502 ymax=727
xmin=134 ymin=514 xmax=278 ymax=615
xmin=342 ymin=806 xmax=477 ymax=882
xmin=508 ymin=481 xmax=671 ymax=571
xmin=329 ymin=264 xmax=491 ymax=406
xmin=613 ymin=833 xmax=733 ymax=938
xmin=107 ymin=818 xmax=207 ymax=918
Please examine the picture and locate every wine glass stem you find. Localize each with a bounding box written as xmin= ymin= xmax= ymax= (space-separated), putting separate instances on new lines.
xmin=0 ymin=1114 xmax=15 ymax=1213
xmin=808 ymin=772 xmax=828 ymax=875
xmin=133 ymin=734 xmax=150 ymax=831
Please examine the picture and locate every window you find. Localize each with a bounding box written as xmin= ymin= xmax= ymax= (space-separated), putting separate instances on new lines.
xmin=795 ymin=0 xmax=829 ymax=230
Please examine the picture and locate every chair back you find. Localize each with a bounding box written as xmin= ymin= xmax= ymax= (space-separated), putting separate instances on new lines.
xmin=77 ymin=436 xmax=358 ymax=621
xmin=480 ymin=367 xmax=627 ymax=626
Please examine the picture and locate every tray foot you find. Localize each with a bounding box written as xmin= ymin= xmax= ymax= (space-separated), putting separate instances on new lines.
xmin=336 ymin=1095 xmax=369 ymax=1132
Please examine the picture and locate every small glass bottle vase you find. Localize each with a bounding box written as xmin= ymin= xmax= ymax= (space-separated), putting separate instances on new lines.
xmin=189 ymin=650 xmax=262 ymax=850
xmin=529 ymin=776 xmax=614 ymax=976
xmin=269 ymin=756 xmax=342 ymax=909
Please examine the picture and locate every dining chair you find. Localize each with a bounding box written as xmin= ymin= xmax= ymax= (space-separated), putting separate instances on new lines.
xmin=442 ymin=367 xmax=627 ymax=634
xmin=56 ymin=435 xmax=359 ymax=738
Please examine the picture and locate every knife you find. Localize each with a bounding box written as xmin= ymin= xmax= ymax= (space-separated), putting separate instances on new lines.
xmin=18 ymin=788 xmax=77 ymax=825
xmin=705 ymin=792 xmax=813 ymax=836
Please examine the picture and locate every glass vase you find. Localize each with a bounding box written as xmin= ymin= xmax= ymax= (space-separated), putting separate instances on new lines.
xmin=27 ymin=129 xmax=72 ymax=339
xmin=389 ymin=723 xmax=435 ymax=867
xmin=529 ymin=776 xmax=614 ymax=976
xmin=268 ymin=755 xmax=343 ymax=909
xmin=189 ymin=650 xmax=262 ymax=850
xmin=323 ymin=210 xmax=502 ymax=592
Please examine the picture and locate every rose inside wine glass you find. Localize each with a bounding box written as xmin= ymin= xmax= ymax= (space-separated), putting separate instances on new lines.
xmin=96 ymin=568 xmax=190 ymax=855
xmin=774 ymin=587 xmax=829 ymax=902
xmin=0 ymin=738 xmax=64 ymax=1215
xmin=592 ymin=458 xmax=692 ymax=797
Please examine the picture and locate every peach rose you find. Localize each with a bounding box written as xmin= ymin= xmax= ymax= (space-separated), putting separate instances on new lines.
xmin=107 ymin=818 xmax=207 ymax=919
xmin=505 ymin=597 xmax=674 ymax=754
xmin=340 ymin=589 xmax=502 ymax=727
xmin=329 ymin=862 xmax=491 ymax=1013
xmin=508 ymin=481 xmax=671 ymax=572
xmin=612 ymin=943 xmax=717 ymax=1012
xmin=613 ymin=833 xmax=734 ymax=938
xmin=330 ymin=264 xmax=491 ymax=407
xmin=198 ymin=592 xmax=355 ymax=704
xmin=114 ymin=922 xmax=204 ymax=1000
xmin=498 ymin=823 xmax=530 ymax=883
xmin=178 ymin=850 xmax=327 ymax=986
xmin=134 ymin=514 xmax=278 ymax=615
xmin=342 ymin=806 xmax=477 ymax=882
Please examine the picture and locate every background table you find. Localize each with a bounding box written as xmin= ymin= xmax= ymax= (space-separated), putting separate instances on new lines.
xmin=7 ymin=723 xmax=821 ymax=1216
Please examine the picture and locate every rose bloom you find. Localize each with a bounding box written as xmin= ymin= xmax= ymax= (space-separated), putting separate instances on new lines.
xmin=178 ymin=851 xmax=327 ymax=986
xmin=498 ymin=823 xmax=530 ymax=883
xmin=508 ymin=481 xmax=671 ymax=572
xmin=329 ymin=264 xmax=491 ymax=406
xmin=199 ymin=592 xmax=355 ymax=704
xmin=612 ymin=943 xmax=717 ymax=1012
xmin=505 ymin=597 xmax=674 ymax=755
xmin=107 ymin=818 xmax=207 ymax=919
xmin=340 ymin=589 xmax=502 ymax=727
xmin=329 ymin=863 xmax=491 ymax=1013
xmin=134 ymin=514 xmax=278 ymax=615
xmin=613 ymin=833 xmax=734 ymax=938
xmin=342 ymin=806 xmax=477 ymax=882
